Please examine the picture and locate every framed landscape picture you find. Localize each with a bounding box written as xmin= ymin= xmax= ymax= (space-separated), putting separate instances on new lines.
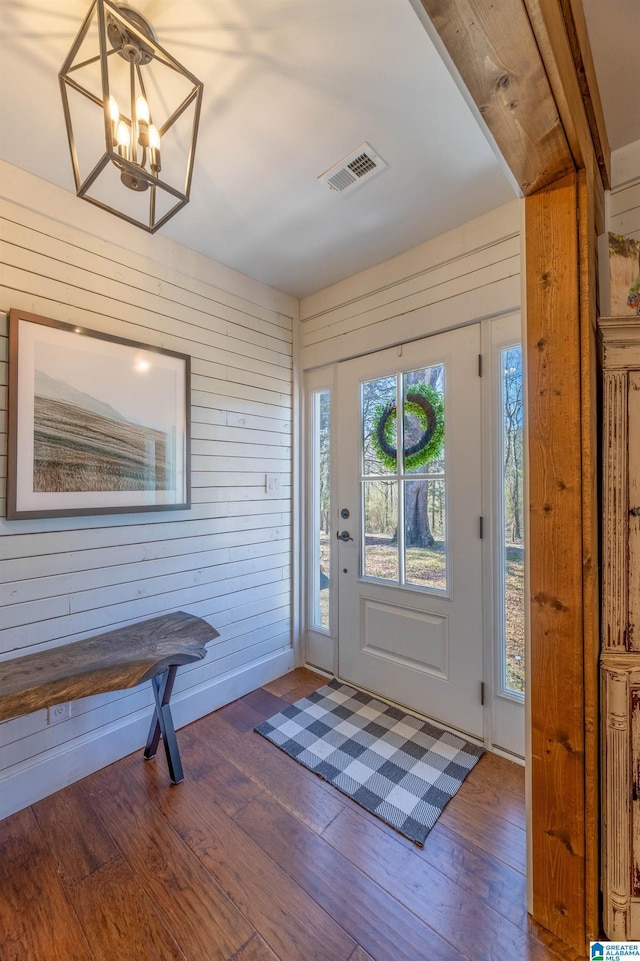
xmin=7 ymin=309 xmax=190 ymax=519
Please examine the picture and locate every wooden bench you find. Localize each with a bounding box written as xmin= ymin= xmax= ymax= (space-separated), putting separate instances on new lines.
xmin=0 ymin=611 xmax=219 ymax=784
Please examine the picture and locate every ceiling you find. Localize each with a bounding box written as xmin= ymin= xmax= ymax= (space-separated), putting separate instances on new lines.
xmin=582 ymin=0 xmax=640 ymax=152
xmin=0 ymin=1 xmax=637 ymax=299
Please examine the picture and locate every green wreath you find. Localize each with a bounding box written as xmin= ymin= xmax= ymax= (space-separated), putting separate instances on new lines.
xmin=371 ymin=383 xmax=444 ymax=471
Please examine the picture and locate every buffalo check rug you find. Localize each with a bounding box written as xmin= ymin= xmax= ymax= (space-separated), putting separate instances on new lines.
xmin=255 ymin=679 xmax=484 ymax=845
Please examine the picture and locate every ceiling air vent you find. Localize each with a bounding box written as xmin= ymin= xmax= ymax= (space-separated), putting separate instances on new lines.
xmin=318 ymin=142 xmax=388 ymax=193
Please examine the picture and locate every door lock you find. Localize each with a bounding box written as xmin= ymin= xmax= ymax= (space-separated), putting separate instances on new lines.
xmin=340 ymin=508 xmax=350 ymax=519
xmin=337 ymin=530 xmax=354 ymax=542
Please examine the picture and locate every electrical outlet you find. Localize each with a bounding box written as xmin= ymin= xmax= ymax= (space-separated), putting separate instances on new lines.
xmin=265 ymin=473 xmax=281 ymax=495
xmin=47 ymin=703 xmax=70 ymax=725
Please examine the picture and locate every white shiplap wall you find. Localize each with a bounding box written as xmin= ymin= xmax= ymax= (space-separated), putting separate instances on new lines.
xmin=299 ymin=200 xmax=521 ymax=371
xmin=0 ymin=161 xmax=297 ymax=818
xmin=299 ymin=198 xmax=521 ymax=672
xmin=610 ymin=139 xmax=640 ymax=242
xmin=300 ymin=200 xmax=521 ymax=370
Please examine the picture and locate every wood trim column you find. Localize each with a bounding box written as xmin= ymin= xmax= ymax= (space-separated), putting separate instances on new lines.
xmin=526 ymin=172 xmax=586 ymax=948
xmin=578 ymin=162 xmax=603 ymax=942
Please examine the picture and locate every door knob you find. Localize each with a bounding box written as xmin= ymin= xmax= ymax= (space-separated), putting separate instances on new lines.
xmin=337 ymin=530 xmax=354 ymax=542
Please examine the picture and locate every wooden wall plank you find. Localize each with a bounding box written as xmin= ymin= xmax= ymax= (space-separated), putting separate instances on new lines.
xmin=526 ymin=172 xmax=586 ymax=950
xmin=301 ymin=236 xmax=520 ymax=337
xmin=302 ymin=252 xmax=520 ymax=348
xmin=610 ymin=182 xmax=640 ymax=219
xmin=302 ymin=276 xmax=520 ymax=371
xmin=0 ymin=249 xmax=292 ymax=360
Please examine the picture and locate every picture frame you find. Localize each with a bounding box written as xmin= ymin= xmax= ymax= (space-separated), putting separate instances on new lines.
xmin=7 ymin=309 xmax=191 ymax=520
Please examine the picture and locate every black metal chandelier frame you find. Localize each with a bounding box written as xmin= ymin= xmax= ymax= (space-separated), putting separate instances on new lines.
xmin=59 ymin=0 xmax=204 ymax=233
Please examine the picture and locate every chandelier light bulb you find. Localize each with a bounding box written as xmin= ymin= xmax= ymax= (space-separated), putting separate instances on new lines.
xmin=115 ymin=118 xmax=131 ymax=162
xmin=136 ymin=95 xmax=150 ymax=148
xmin=108 ymin=95 xmax=120 ymax=146
xmin=136 ymin=96 xmax=150 ymax=123
xmin=108 ymin=96 xmax=119 ymax=123
xmin=149 ymin=123 xmax=161 ymax=173
xmin=116 ymin=119 xmax=130 ymax=146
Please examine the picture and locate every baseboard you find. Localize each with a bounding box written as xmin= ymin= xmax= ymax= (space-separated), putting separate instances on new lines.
xmin=0 ymin=648 xmax=294 ymax=820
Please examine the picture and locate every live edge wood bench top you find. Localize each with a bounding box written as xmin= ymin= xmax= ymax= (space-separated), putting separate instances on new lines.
xmin=0 ymin=611 xmax=219 ymax=725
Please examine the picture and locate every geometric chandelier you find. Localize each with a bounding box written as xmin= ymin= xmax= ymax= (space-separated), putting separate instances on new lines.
xmin=59 ymin=2 xmax=203 ymax=233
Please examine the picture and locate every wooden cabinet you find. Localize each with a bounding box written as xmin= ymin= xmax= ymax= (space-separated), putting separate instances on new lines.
xmin=600 ymin=317 xmax=640 ymax=940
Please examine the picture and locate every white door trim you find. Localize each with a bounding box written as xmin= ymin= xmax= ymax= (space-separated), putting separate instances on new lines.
xmin=480 ymin=312 xmax=525 ymax=758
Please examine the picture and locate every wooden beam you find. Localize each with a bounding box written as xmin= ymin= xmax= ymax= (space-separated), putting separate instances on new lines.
xmin=521 ymin=0 xmax=611 ymax=188
xmin=526 ymin=172 xmax=586 ymax=951
xmin=417 ymin=0 xmax=574 ymax=194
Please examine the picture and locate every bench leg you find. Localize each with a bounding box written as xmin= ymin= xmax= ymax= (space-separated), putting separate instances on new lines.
xmin=144 ymin=666 xmax=184 ymax=784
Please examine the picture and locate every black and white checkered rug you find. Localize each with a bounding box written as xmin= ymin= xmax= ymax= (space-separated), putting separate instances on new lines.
xmin=255 ymin=679 xmax=484 ymax=845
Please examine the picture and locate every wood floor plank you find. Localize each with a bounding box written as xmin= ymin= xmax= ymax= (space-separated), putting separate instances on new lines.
xmin=261 ymin=672 xmax=302 ymax=697
xmin=130 ymin=755 xmax=357 ymax=961
xmin=318 ymin=802 xmax=545 ymax=961
xmin=438 ymin=791 xmax=527 ymax=871
xmin=326 ymin=801 xmax=528 ymax=928
xmin=178 ymin=725 xmax=265 ymax=816
xmin=0 ymin=807 xmax=94 ymax=961
xmin=228 ymin=933 xmax=281 ymax=961
xmin=32 ymin=780 xmax=119 ymax=887
xmin=280 ymin=675 xmax=329 ymax=702
xmin=196 ymin=712 xmax=346 ymax=834
xmin=470 ymin=750 xmax=526 ymax=798
xmin=240 ymin=687 xmax=291 ymax=720
xmin=70 ymin=857 xmax=186 ymax=961
xmin=416 ymin=820 xmax=528 ymax=927
xmin=85 ymin=760 xmax=257 ymax=961
xmin=233 ymin=795 xmax=468 ymax=961
xmin=452 ymin=756 xmax=527 ymax=830
xmin=215 ymin=699 xmax=266 ymax=732
xmin=347 ymin=949 xmax=377 ymax=961
xmin=262 ymin=668 xmax=324 ymax=700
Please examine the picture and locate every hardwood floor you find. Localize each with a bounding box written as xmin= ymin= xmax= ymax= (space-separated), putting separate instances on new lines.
xmin=0 ymin=669 xmax=587 ymax=961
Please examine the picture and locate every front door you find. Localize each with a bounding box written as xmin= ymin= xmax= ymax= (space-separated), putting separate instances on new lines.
xmin=336 ymin=325 xmax=483 ymax=737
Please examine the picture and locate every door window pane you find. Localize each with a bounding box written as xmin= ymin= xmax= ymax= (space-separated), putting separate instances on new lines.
xmin=362 ymin=376 xmax=397 ymax=476
xmin=359 ymin=364 xmax=448 ymax=593
xmin=363 ymin=480 xmax=399 ymax=581
xmin=501 ymin=347 xmax=525 ymax=695
xmin=402 ymin=365 xmax=445 ymax=475
xmin=311 ymin=389 xmax=331 ymax=631
xmin=404 ymin=479 xmax=447 ymax=590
